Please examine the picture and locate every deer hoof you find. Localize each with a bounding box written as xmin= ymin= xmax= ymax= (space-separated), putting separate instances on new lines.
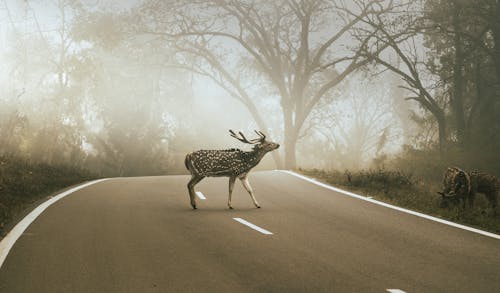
xmin=256 ymin=205 xmax=261 ymax=208
xmin=191 ymin=204 xmax=197 ymax=209
xmin=228 ymin=206 xmax=233 ymax=210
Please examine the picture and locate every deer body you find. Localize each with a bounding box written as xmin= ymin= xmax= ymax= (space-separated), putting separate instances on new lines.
xmin=185 ymin=130 xmax=279 ymax=209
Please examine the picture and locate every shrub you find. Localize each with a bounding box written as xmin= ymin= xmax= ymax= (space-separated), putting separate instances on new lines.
xmin=299 ymin=166 xmax=500 ymax=233
xmin=0 ymin=155 xmax=96 ymax=237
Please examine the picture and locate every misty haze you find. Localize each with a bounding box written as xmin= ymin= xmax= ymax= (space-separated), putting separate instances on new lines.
xmin=0 ymin=0 xmax=499 ymax=292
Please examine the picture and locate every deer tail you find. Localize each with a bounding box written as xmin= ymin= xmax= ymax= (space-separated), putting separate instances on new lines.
xmin=184 ymin=154 xmax=191 ymax=170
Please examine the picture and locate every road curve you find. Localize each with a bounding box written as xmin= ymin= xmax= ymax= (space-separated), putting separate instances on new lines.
xmin=0 ymin=171 xmax=499 ymax=292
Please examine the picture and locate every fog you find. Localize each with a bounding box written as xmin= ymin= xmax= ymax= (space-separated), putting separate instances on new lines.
xmin=1 ymin=0 xmax=499 ymax=177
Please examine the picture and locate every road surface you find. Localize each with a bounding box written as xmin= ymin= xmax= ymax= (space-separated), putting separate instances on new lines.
xmin=0 ymin=171 xmax=499 ymax=292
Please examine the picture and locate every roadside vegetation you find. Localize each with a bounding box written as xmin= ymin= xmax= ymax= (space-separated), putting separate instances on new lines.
xmin=299 ymin=149 xmax=500 ymax=234
xmin=1 ymin=1 xmax=500 ymax=238
xmin=0 ymin=155 xmax=96 ymax=238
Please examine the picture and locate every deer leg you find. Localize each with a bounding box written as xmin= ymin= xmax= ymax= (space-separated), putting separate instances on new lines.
xmin=228 ymin=176 xmax=236 ymax=209
xmin=187 ymin=175 xmax=204 ymax=209
xmin=468 ymin=191 xmax=475 ymax=209
xmin=484 ymin=191 xmax=498 ymax=215
xmin=240 ymin=176 xmax=260 ymax=208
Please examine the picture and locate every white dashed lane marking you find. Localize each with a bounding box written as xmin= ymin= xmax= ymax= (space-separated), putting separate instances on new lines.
xmin=387 ymin=289 xmax=406 ymax=293
xmin=195 ymin=191 xmax=206 ymax=200
xmin=233 ymin=218 xmax=273 ymax=235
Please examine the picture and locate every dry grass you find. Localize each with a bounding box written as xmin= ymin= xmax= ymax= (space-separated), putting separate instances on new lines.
xmin=0 ymin=155 xmax=96 ymax=237
xmin=299 ymin=167 xmax=500 ymax=234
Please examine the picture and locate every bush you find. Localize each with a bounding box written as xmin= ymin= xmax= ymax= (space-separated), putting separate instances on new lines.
xmin=299 ymin=166 xmax=500 ymax=233
xmin=0 ymin=155 xmax=96 ymax=237
xmin=387 ymin=146 xmax=500 ymax=183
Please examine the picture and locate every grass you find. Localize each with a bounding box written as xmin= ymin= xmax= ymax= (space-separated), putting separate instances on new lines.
xmin=1 ymin=150 xmax=498 ymax=238
xmin=0 ymin=155 xmax=97 ymax=238
xmin=299 ymin=168 xmax=500 ymax=234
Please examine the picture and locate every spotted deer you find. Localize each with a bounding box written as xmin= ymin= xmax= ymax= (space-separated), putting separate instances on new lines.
xmin=438 ymin=167 xmax=472 ymax=208
xmin=184 ymin=130 xmax=280 ymax=209
xmin=438 ymin=167 xmax=499 ymax=212
xmin=468 ymin=171 xmax=499 ymax=211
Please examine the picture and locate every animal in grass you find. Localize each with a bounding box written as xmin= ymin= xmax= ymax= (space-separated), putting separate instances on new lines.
xmin=438 ymin=167 xmax=499 ymax=211
xmin=438 ymin=167 xmax=471 ymax=208
xmin=184 ymin=130 xmax=280 ymax=209
xmin=468 ymin=171 xmax=499 ymax=211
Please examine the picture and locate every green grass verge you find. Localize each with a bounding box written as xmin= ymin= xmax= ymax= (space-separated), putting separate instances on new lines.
xmin=0 ymin=156 xmax=97 ymax=238
xmin=298 ymin=168 xmax=500 ymax=234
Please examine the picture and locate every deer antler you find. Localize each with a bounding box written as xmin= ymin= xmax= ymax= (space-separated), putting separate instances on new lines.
xmin=254 ymin=130 xmax=266 ymax=140
xmin=229 ymin=130 xmax=264 ymax=144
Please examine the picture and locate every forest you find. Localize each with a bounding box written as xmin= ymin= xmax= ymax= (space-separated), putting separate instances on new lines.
xmin=1 ymin=0 xmax=499 ymax=232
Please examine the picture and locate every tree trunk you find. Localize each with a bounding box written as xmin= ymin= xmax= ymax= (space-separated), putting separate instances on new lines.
xmin=435 ymin=110 xmax=447 ymax=151
xmin=284 ymin=132 xmax=297 ymax=170
xmin=283 ymin=105 xmax=298 ymax=169
xmin=269 ymin=142 xmax=284 ymax=169
xmin=492 ymin=0 xmax=500 ymax=110
xmin=423 ymin=101 xmax=447 ymax=150
xmin=451 ymin=3 xmax=466 ymax=147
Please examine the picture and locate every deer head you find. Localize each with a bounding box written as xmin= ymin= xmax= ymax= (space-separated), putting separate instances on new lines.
xmin=229 ymin=130 xmax=280 ymax=152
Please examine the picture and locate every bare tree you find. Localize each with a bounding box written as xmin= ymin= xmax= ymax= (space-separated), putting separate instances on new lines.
xmin=135 ymin=0 xmax=395 ymax=169
xmin=0 ymin=0 xmax=89 ymax=164
xmin=352 ymin=0 xmax=448 ymax=149
xmin=313 ymin=75 xmax=400 ymax=169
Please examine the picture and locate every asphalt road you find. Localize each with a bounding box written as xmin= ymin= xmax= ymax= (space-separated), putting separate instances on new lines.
xmin=0 ymin=171 xmax=499 ymax=292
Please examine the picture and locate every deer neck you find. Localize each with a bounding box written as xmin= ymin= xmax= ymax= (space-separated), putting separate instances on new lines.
xmin=244 ymin=147 xmax=267 ymax=167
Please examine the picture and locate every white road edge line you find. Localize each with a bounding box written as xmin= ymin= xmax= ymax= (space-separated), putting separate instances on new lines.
xmin=0 ymin=178 xmax=109 ymax=269
xmin=195 ymin=191 xmax=206 ymax=200
xmin=387 ymin=289 xmax=406 ymax=293
xmin=280 ymin=170 xmax=500 ymax=240
xmin=233 ymin=218 xmax=273 ymax=235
